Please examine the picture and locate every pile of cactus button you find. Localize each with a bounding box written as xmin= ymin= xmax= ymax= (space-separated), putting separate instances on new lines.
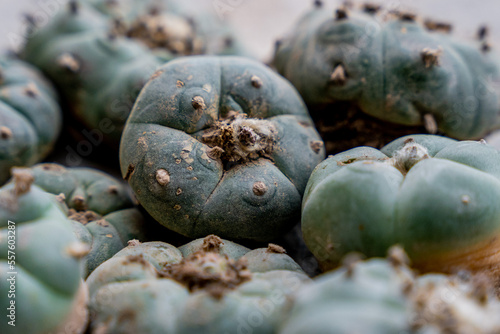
xmin=1 ymin=0 xmax=500 ymax=333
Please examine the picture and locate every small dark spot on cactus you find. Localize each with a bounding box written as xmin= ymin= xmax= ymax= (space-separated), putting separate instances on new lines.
xmin=329 ymin=64 xmax=347 ymax=85
xmin=313 ymin=0 xmax=323 ymax=8
xmin=335 ymin=8 xmax=348 ymax=21
xmin=57 ymin=53 xmax=80 ymax=73
xmin=148 ymin=6 xmax=161 ymax=16
xmin=266 ymin=243 xmax=286 ymax=254
xmin=108 ymin=185 xmax=119 ymax=195
xmin=387 ymin=245 xmax=410 ymax=267
xmin=363 ymin=3 xmax=381 ymax=14
xmin=424 ymin=20 xmax=452 ymax=33
xmin=421 ymin=48 xmax=441 ymax=68
xmin=155 ymin=169 xmax=170 ymax=186
xmin=396 ymin=11 xmax=416 ymax=22
xmin=310 ymin=140 xmax=323 ymax=154
xmin=404 ymin=137 xmax=415 ymax=144
xmin=23 ymin=13 xmax=37 ymax=28
xmin=481 ymin=42 xmax=491 ymax=53
xmin=174 ymin=204 xmax=181 ymax=210
xmin=128 ymin=239 xmax=141 ymax=247
xmin=124 ymin=164 xmax=135 ymax=181
xmin=192 ymin=96 xmax=206 ymax=110
xmin=187 ymin=166 xmax=193 ymax=171
xmin=202 ymin=234 xmax=224 ymax=252
xmin=176 ymin=80 xmax=185 ymax=88
xmin=24 ymin=82 xmax=39 ymax=98
xmin=68 ymin=0 xmax=79 ymax=14
xmin=176 ymin=188 xmax=183 ymax=196
xmin=423 ymin=113 xmax=438 ymax=134
xmin=252 ymin=181 xmax=267 ymax=196
xmin=224 ymin=37 xmax=234 ymax=48
xmin=478 ymin=25 xmax=489 ymax=40
xmin=250 ymin=75 xmax=263 ymax=88
xmin=72 ymin=196 xmax=87 ymax=211
xmin=175 ymin=158 xmax=182 ymax=164
xmin=274 ymin=39 xmax=282 ymax=51
xmin=0 ymin=126 xmax=12 ymax=140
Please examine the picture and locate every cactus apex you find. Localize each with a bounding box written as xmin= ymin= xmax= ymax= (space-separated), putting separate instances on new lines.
xmin=202 ymin=234 xmax=224 ymax=252
xmin=329 ymin=64 xmax=347 ymax=85
xmin=421 ymin=48 xmax=441 ymax=68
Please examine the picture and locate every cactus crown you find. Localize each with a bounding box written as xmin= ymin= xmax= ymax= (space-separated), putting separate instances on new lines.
xmin=387 ymin=138 xmax=430 ymax=175
xmin=159 ymin=235 xmax=252 ymax=299
xmin=202 ymin=112 xmax=276 ymax=166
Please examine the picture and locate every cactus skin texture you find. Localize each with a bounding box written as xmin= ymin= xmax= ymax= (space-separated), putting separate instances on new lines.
xmin=28 ymin=163 xmax=147 ymax=277
xmin=119 ymin=56 xmax=325 ymax=242
xmin=0 ymin=55 xmax=62 ymax=185
xmin=22 ymin=1 xmax=162 ymax=147
xmin=278 ymin=248 xmax=500 ymax=334
xmin=302 ymin=134 xmax=500 ymax=275
xmin=86 ymin=235 xmax=309 ymax=334
xmin=273 ymin=5 xmax=500 ymax=148
xmin=0 ymin=169 xmax=87 ymax=334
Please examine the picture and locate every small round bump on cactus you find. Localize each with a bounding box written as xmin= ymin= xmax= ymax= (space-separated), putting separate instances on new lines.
xmin=27 ymin=163 xmax=148 ymax=277
xmin=0 ymin=55 xmax=62 ymax=185
xmin=302 ymin=134 xmax=500 ymax=275
xmin=0 ymin=169 xmax=87 ymax=334
xmin=86 ymin=235 xmax=309 ymax=333
xmin=120 ymin=56 xmax=325 ymax=242
xmin=273 ymin=4 xmax=500 ymax=153
xmin=278 ymin=246 xmax=500 ymax=334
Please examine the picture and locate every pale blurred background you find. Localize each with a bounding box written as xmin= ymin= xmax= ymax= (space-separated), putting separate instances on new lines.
xmin=2 ymin=0 xmax=500 ymax=145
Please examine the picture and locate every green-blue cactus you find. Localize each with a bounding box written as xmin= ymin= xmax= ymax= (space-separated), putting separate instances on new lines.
xmin=87 ymin=235 xmax=309 ymax=333
xmin=120 ymin=56 xmax=325 ymax=241
xmin=274 ymin=3 xmax=500 ymax=152
xmin=0 ymin=169 xmax=87 ymax=334
xmin=0 ymin=55 xmax=61 ymax=184
xmin=302 ymin=134 xmax=500 ymax=276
